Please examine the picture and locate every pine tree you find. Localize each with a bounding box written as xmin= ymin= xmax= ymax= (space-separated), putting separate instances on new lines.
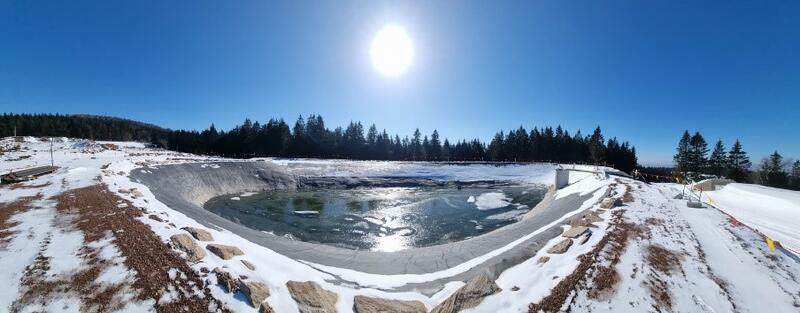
xmin=588 ymin=126 xmax=605 ymax=164
xmin=708 ymin=140 xmax=728 ymax=177
xmin=790 ymin=160 xmax=800 ymax=190
xmin=674 ymin=130 xmax=691 ymax=173
xmin=411 ymin=129 xmax=423 ymax=160
xmin=429 ymin=130 xmax=442 ymax=161
xmin=727 ymin=140 xmax=751 ymax=182
xmin=687 ymin=132 xmax=708 ymax=178
xmin=759 ymin=151 xmax=788 ymax=188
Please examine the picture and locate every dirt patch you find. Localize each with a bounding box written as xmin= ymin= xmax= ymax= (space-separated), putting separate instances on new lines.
xmin=646 ymin=245 xmax=681 ymax=275
xmin=0 ymin=195 xmax=41 ymax=246
xmin=529 ymin=209 xmax=644 ymax=312
xmin=642 ymin=245 xmax=683 ymax=311
xmin=50 ymin=184 xmax=229 ymax=313
xmin=644 ymin=218 xmax=663 ymax=226
xmin=622 ymin=188 xmax=635 ymax=203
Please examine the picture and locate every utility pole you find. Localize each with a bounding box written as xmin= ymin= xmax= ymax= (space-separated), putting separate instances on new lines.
xmin=13 ymin=126 xmax=16 ymax=137
xmin=50 ymin=138 xmax=54 ymax=166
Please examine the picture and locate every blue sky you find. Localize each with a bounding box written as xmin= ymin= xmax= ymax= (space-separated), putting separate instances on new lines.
xmin=2 ymin=1 xmax=799 ymax=165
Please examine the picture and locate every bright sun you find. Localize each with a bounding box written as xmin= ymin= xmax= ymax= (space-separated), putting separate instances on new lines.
xmin=370 ymin=25 xmax=414 ymax=77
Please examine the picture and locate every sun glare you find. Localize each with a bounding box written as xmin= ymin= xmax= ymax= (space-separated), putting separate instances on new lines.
xmin=370 ymin=25 xmax=414 ymax=77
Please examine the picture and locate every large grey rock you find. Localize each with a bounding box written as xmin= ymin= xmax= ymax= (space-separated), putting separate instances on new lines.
xmin=287 ymin=281 xmax=338 ymax=313
xmin=561 ymin=226 xmax=588 ymax=238
xmin=536 ymin=256 xmax=550 ymax=264
xmin=206 ymin=243 xmax=244 ymax=260
xmin=599 ymin=197 xmax=622 ymax=209
xmin=547 ymin=238 xmax=573 ymax=254
xmin=183 ymin=226 xmax=214 ymax=241
xmin=239 ymin=279 xmax=270 ymax=308
xmin=353 ymin=295 xmax=426 ymax=313
xmin=430 ymin=274 xmax=501 ymax=313
xmin=170 ymin=233 xmax=205 ymax=262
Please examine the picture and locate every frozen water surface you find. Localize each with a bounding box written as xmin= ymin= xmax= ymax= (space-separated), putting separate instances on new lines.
xmin=205 ymin=184 xmax=547 ymax=251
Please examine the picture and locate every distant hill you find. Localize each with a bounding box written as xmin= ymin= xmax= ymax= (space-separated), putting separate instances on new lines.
xmin=0 ymin=113 xmax=170 ymax=143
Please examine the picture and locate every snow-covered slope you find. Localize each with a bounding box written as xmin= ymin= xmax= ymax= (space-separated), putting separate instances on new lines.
xmin=2 ymin=138 xmax=799 ymax=313
xmin=704 ymin=183 xmax=800 ymax=254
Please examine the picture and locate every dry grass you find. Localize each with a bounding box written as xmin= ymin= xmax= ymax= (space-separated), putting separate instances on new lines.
xmin=52 ymin=184 xmax=229 ymax=313
xmin=529 ymin=209 xmax=644 ymax=312
xmin=0 ymin=195 xmax=41 ymax=246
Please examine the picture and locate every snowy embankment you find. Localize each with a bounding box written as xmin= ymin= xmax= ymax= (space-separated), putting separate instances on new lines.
xmin=704 ymin=183 xmax=800 ymax=254
xmin=9 ymin=138 xmax=796 ymax=312
xmin=1 ymin=137 xmax=620 ymax=313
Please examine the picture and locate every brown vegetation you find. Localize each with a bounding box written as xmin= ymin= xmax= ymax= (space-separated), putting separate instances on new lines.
xmin=529 ymin=209 xmax=644 ymax=312
xmin=0 ymin=195 xmax=40 ymax=245
xmin=0 ymin=184 xmax=233 ymax=312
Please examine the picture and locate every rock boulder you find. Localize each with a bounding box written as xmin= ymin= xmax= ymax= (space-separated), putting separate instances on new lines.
xmin=286 ymin=281 xmax=338 ymax=313
xmin=239 ymin=279 xmax=269 ymax=308
xmin=547 ymin=238 xmax=573 ymax=254
xmin=169 ymin=233 xmax=205 ymax=262
xmin=182 ymin=226 xmax=214 ymax=241
xmin=430 ymin=274 xmax=501 ymax=313
xmin=562 ymin=226 xmax=588 ymax=238
xmin=353 ymin=295 xmax=426 ymax=313
xmin=207 ymin=243 xmax=244 ymax=260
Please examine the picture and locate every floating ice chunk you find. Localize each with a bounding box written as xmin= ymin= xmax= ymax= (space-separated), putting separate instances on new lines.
xmin=474 ymin=192 xmax=511 ymax=210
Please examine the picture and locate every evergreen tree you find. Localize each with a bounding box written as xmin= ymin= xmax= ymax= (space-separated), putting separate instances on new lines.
xmin=727 ymin=140 xmax=751 ymax=182
xmin=708 ymin=140 xmax=728 ymax=177
xmin=588 ymin=126 xmax=605 ymax=164
xmin=758 ymin=151 xmax=788 ymax=188
xmin=674 ymin=130 xmax=691 ymax=173
xmin=429 ymin=130 xmax=442 ymax=161
xmin=790 ymin=160 xmax=800 ymax=190
xmin=411 ymin=128 xmax=423 ymax=160
xmin=0 ymin=113 xmax=638 ymax=169
xmin=687 ymin=132 xmax=708 ymax=178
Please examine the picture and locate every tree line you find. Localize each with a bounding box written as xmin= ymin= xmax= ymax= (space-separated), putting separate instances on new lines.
xmin=673 ymin=130 xmax=800 ymax=190
xmin=1 ymin=113 xmax=637 ymax=171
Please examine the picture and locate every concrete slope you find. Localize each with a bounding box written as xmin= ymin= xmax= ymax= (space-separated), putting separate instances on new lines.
xmin=131 ymin=161 xmax=598 ymax=291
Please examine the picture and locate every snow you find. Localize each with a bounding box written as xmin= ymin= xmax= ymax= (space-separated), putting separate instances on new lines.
xmin=42 ymin=225 xmax=85 ymax=280
xmin=680 ymin=201 xmax=800 ymax=312
xmin=704 ymin=183 xmax=800 ymax=253
xmin=265 ymin=158 xmax=556 ymax=185
xmin=7 ymin=137 xmax=796 ymax=313
xmin=473 ymin=192 xmax=511 ymax=210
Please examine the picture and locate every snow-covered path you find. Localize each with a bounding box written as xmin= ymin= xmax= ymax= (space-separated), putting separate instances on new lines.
xmin=508 ymin=180 xmax=800 ymax=313
xmin=679 ymin=197 xmax=800 ymax=312
xmin=704 ymin=183 xmax=800 ymax=254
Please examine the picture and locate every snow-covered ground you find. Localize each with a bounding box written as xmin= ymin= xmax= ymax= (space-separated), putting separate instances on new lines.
xmin=703 ymin=183 xmax=800 ymax=254
xmin=2 ymin=137 xmax=799 ymax=313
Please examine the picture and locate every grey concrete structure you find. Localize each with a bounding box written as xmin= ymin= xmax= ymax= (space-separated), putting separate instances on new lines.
xmin=555 ymin=169 xmax=570 ymax=189
xmin=1 ymin=165 xmax=59 ymax=184
xmin=694 ymin=178 xmax=734 ymax=191
xmin=131 ymin=161 xmax=601 ymax=292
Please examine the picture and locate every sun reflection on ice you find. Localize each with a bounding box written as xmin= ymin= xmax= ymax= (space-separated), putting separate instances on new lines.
xmin=372 ymin=234 xmax=409 ymax=252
